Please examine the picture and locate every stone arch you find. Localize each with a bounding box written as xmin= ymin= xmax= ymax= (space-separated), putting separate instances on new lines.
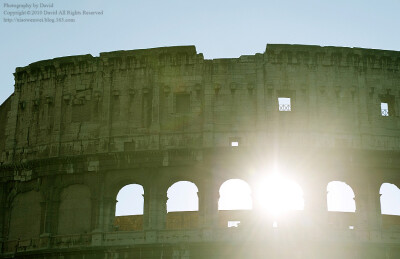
xmin=218 ymin=179 xmax=252 ymax=210
xmin=57 ymin=184 xmax=92 ymax=235
xmin=106 ymin=172 xmax=148 ymax=202
xmin=327 ymin=181 xmax=356 ymax=212
xmin=113 ymin=182 xmax=146 ymax=232
xmin=105 ymin=171 xmax=148 ymax=216
xmin=167 ymin=181 xmax=199 ymax=212
xmin=115 ymin=184 xmax=145 ymax=216
xmin=8 ymin=190 xmax=43 ymax=240
xmin=380 ymin=183 xmax=400 ymax=215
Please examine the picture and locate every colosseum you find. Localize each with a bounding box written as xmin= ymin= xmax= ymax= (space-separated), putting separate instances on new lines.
xmin=0 ymin=44 xmax=400 ymax=258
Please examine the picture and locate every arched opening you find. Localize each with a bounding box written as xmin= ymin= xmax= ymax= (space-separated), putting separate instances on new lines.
xmin=114 ymin=184 xmax=144 ymax=231
xmin=58 ymin=185 xmax=92 ymax=235
xmin=218 ymin=179 xmax=252 ymax=210
xmin=257 ymin=174 xmax=304 ymax=216
xmin=218 ymin=179 xmax=252 ymax=228
xmin=115 ymin=184 xmax=144 ymax=216
xmin=326 ymin=181 xmax=356 ymax=229
xmin=167 ymin=181 xmax=198 ymax=212
xmin=327 ymin=181 xmax=356 ymax=212
xmin=9 ymin=191 xmax=42 ymax=240
xmin=254 ymin=174 xmax=304 ymax=228
xmin=380 ymin=183 xmax=400 ymax=215
xmin=166 ymin=181 xmax=199 ymax=230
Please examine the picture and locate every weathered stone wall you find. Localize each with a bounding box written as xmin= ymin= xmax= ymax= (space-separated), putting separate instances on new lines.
xmin=0 ymin=96 xmax=12 ymax=161
xmin=8 ymin=190 xmax=42 ymax=240
xmin=1 ymin=44 xmax=400 ymax=165
xmin=0 ymin=44 xmax=400 ymax=259
xmin=57 ymin=184 xmax=92 ymax=235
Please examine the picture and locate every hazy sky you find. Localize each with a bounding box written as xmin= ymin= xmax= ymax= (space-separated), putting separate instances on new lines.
xmin=1 ymin=0 xmax=400 ymax=104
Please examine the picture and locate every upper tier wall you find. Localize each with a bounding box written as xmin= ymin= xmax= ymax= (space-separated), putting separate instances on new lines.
xmin=1 ymin=44 xmax=400 ymax=164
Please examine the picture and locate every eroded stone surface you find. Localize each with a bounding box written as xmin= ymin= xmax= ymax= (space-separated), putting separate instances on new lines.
xmin=1 ymin=44 xmax=400 ymax=258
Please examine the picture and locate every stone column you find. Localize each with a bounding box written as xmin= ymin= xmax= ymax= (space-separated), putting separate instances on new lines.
xmin=303 ymin=178 xmax=327 ymax=230
xmin=90 ymin=179 xmax=103 ymax=233
xmin=150 ymin=84 xmax=160 ymax=132
xmin=100 ymin=197 xmax=116 ymax=232
xmin=39 ymin=189 xmax=61 ymax=236
xmin=202 ymin=78 xmax=214 ymax=147
xmin=92 ymin=195 xmax=115 ymax=246
xmin=353 ymin=181 xmax=369 ymax=231
xmin=367 ymin=180 xmax=382 ymax=232
xmin=352 ymin=179 xmax=382 ymax=245
xmin=354 ymin=179 xmax=382 ymax=233
xmin=255 ymin=54 xmax=266 ymax=137
xmin=98 ymin=69 xmax=112 ymax=152
xmin=144 ymin=187 xmax=167 ymax=231
xmin=199 ymin=178 xmax=219 ymax=229
xmin=39 ymin=200 xmax=52 ymax=249
xmin=51 ymin=74 xmax=63 ymax=157
xmin=368 ymin=181 xmax=383 ymax=232
xmin=38 ymin=196 xmax=60 ymax=249
xmin=90 ymin=197 xmax=100 ymax=232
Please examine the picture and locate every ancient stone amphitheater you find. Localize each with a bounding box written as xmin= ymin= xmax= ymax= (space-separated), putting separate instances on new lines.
xmin=1 ymin=44 xmax=400 ymax=258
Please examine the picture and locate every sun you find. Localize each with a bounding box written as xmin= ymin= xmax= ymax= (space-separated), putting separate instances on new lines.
xmin=256 ymin=173 xmax=304 ymax=217
xmin=217 ymin=174 xmax=304 ymax=217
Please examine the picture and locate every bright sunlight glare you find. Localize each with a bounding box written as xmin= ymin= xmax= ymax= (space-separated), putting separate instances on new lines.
xmin=218 ymin=175 xmax=304 ymax=217
xmin=257 ymin=174 xmax=304 ymax=217
xmin=327 ymin=181 xmax=356 ymax=212
xmin=219 ymin=179 xmax=252 ymax=210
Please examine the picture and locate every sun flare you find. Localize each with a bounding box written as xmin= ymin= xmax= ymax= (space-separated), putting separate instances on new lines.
xmin=217 ymin=175 xmax=304 ymax=217
xmin=219 ymin=179 xmax=252 ymax=210
xmin=256 ymin=174 xmax=304 ymax=216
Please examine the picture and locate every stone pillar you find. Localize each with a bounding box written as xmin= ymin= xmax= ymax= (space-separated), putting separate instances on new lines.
xmin=303 ymin=178 xmax=327 ymax=230
xmin=202 ymin=79 xmax=214 ymax=147
xmin=368 ymin=181 xmax=383 ymax=232
xmin=98 ymin=69 xmax=112 ymax=152
xmin=144 ymin=187 xmax=167 ymax=231
xmin=40 ymin=191 xmax=60 ymax=236
xmin=199 ymin=178 xmax=219 ymax=229
xmin=353 ymin=181 xmax=369 ymax=231
xmin=88 ymin=175 xmax=105 ymax=233
xmin=101 ymin=197 xmax=116 ymax=232
xmin=90 ymin=197 xmax=100 ymax=232
xmin=40 ymin=201 xmax=48 ymax=234
xmin=38 ymin=196 xmax=59 ymax=249
xmin=255 ymin=54 xmax=266 ymax=136
xmin=92 ymin=195 xmax=114 ymax=246
xmin=354 ymin=180 xmax=382 ymax=234
xmin=50 ymin=74 xmax=63 ymax=157
xmin=150 ymin=84 xmax=160 ymax=132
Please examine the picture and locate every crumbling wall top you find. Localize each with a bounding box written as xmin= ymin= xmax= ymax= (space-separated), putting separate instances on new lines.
xmin=15 ymin=54 xmax=95 ymax=73
xmin=100 ymin=45 xmax=197 ymax=58
xmin=265 ymin=43 xmax=400 ymax=57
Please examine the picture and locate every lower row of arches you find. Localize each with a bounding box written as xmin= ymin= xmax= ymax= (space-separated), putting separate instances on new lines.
xmin=7 ymin=180 xmax=400 ymax=240
xmin=8 ymin=185 xmax=92 ymax=240
xmin=116 ymin=179 xmax=400 ymax=216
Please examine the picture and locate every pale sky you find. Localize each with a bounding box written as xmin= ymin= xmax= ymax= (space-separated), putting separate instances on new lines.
xmin=1 ymin=0 xmax=400 ymax=104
